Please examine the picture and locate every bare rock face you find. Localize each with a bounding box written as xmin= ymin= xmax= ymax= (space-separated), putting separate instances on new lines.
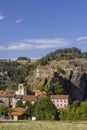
xmin=29 ymin=66 xmax=54 ymax=86
xmin=35 ymin=66 xmax=51 ymax=79
xmin=70 ymin=71 xmax=87 ymax=101
xmin=48 ymin=69 xmax=87 ymax=102
xmin=28 ymin=64 xmax=87 ymax=102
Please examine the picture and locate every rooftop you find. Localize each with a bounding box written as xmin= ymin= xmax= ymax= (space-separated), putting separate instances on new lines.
xmin=31 ymin=89 xmax=46 ymax=96
xmin=0 ymin=90 xmax=15 ymax=98
xmin=10 ymin=107 xmax=26 ymax=116
xmin=22 ymin=95 xmax=37 ymax=101
xmin=51 ymin=95 xmax=69 ymax=99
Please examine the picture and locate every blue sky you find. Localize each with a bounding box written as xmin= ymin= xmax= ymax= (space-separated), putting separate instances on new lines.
xmin=0 ymin=0 xmax=87 ymax=59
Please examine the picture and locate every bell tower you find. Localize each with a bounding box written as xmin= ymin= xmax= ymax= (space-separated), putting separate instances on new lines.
xmin=16 ymin=84 xmax=27 ymax=95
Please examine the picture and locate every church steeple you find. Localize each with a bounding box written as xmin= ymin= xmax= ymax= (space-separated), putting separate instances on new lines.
xmin=16 ymin=84 xmax=27 ymax=95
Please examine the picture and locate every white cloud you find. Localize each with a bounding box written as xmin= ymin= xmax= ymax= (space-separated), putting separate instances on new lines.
xmin=35 ymin=43 xmax=67 ymax=49
xmin=0 ymin=15 xmax=5 ymax=21
xmin=7 ymin=43 xmax=33 ymax=50
xmin=25 ymin=38 xmax=69 ymax=44
xmin=0 ymin=43 xmax=33 ymax=50
xmin=25 ymin=38 xmax=70 ymax=49
xmin=0 ymin=38 xmax=70 ymax=50
xmin=77 ymin=36 xmax=87 ymax=42
xmin=16 ymin=19 xmax=23 ymax=23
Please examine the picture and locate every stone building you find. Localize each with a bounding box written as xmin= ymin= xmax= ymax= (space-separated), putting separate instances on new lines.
xmin=22 ymin=95 xmax=37 ymax=105
xmin=0 ymin=90 xmax=15 ymax=107
xmin=50 ymin=95 xmax=69 ymax=109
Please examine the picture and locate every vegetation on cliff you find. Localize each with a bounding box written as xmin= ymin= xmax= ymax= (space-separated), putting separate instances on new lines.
xmin=37 ymin=47 xmax=87 ymax=65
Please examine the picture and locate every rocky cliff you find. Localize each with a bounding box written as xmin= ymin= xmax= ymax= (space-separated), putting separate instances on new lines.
xmin=70 ymin=71 xmax=87 ymax=102
xmin=48 ymin=69 xmax=87 ymax=102
xmin=28 ymin=60 xmax=87 ymax=102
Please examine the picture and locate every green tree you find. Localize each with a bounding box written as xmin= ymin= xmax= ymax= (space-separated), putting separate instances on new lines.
xmin=80 ymin=101 xmax=87 ymax=120
xmin=57 ymin=67 xmax=62 ymax=73
xmin=74 ymin=107 xmax=81 ymax=120
xmin=59 ymin=101 xmax=87 ymax=121
xmin=59 ymin=108 xmax=67 ymax=120
xmin=53 ymin=82 xmax=64 ymax=94
xmin=0 ymin=104 xmax=7 ymax=116
xmin=59 ymin=105 xmax=73 ymax=121
xmin=35 ymin=96 xmax=58 ymax=120
xmin=17 ymin=57 xmax=28 ymax=60
xmin=24 ymin=101 xmax=33 ymax=118
xmin=16 ymin=100 xmax=23 ymax=107
xmin=37 ymin=83 xmax=44 ymax=91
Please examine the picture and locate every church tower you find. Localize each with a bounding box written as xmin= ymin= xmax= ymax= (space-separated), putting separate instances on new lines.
xmin=16 ymin=84 xmax=27 ymax=95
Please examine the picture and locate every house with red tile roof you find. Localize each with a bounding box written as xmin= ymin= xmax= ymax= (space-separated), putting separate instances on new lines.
xmin=9 ymin=107 xmax=26 ymax=120
xmin=22 ymin=95 xmax=37 ymax=104
xmin=27 ymin=89 xmax=46 ymax=97
xmin=0 ymin=91 xmax=15 ymax=107
xmin=50 ymin=95 xmax=69 ymax=109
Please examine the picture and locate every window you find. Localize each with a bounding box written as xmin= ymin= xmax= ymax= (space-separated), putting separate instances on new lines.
xmin=64 ymin=100 xmax=66 ymax=103
xmin=19 ymin=86 xmax=22 ymax=89
xmin=57 ymin=104 xmax=59 ymax=107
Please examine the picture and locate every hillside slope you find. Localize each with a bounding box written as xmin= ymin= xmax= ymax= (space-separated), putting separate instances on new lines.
xmin=0 ymin=47 xmax=87 ymax=102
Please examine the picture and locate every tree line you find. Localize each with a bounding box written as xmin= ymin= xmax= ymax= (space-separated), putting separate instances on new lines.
xmin=37 ymin=47 xmax=87 ymax=65
xmin=0 ymin=60 xmax=36 ymax=90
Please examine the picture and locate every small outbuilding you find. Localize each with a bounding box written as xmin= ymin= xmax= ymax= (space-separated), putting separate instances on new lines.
xmin=9 ymin=107 xmax=26 ymax=120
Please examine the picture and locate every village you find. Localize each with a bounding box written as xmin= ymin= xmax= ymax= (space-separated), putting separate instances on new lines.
xmin=0 ymin=83 xmax=69 ymax=121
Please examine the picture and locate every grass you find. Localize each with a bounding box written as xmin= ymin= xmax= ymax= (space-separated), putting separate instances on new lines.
xmin=0 ymin=121 xmax=87 ymax=130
